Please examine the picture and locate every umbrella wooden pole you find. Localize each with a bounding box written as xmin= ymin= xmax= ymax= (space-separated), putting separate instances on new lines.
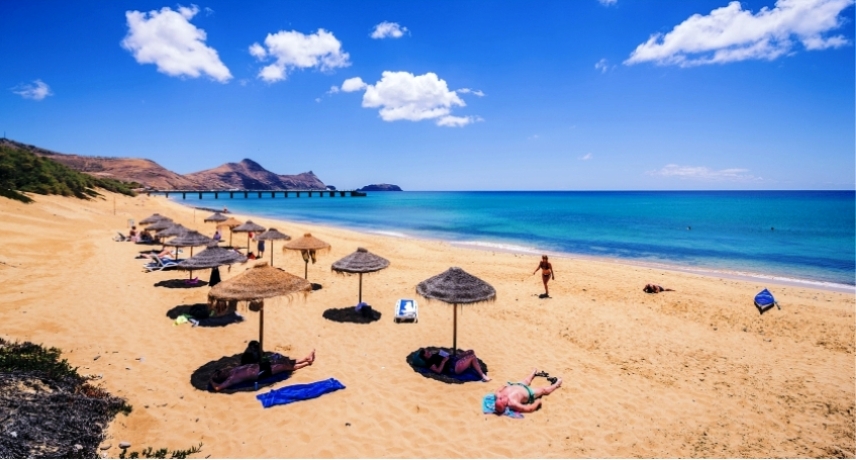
xmin=259 ymin=305 xmax=265 ymax=359
xmin=453 ymin=303 xmax=458 ymax=357
xmin=229 ymin=230 xmax=233 ymax=248
xmin=247 ymin=234 xmax=251 ymax=255
xmin=358 ymin=273 xmax=363 ymax=304
xmin=304 ymin=260 xmax=308 ymax=279
xmin=270 ymin=243 xmax=274 ymax=266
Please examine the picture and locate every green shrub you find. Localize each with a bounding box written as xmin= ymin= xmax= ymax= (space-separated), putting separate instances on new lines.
xmin=0 ymin=145 xmax=137 ymax=203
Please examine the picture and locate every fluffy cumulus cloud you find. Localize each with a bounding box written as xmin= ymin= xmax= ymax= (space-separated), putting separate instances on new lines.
xmin=371 ymin=21 xmax=408 ymax=39
xmin=594 ymin=58 xmax=609 ymax=73
xmin=648 ymin=164 xmax=762 ymax=182
xmin=340 ymin=71 xmax=481 ymax=127
xmin=121 ymin=5 xmax=232 ymax=82
xmin=12 ymin=79 xmax=52 ymax=100
xmin=250 ymin=29 xmax=350 ymax=82
xmin=580 ymin=153 xmax=593 ymax=160
xmin=625 ymin=0 xmax=853 ymax=67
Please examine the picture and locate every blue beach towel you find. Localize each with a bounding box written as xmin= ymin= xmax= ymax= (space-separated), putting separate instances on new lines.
xmin=482 ymin=394 xmax=523 ymax=419
xmin=256 ymin=378 xmax=346 ymax=408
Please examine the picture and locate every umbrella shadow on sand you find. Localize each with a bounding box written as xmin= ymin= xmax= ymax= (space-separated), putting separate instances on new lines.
xmin=154 ymin=279 xmax=209 ymax=289
xmin=190 ymin=353 xmax=293 ymax=394
xmin=322 ymin=306 xmax=381 ymax=324
xmin=405 ymin=347 xmax=489 ymax=385
xmin=166 ymin=303 xmax=209 ymax=319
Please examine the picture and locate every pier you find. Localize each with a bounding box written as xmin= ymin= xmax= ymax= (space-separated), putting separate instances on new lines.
xmin=145 ymin=189 xmax=367 ymax=199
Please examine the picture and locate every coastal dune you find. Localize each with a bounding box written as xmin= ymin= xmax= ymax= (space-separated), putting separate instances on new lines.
xmin=1 ymin=192 xmax=853 ymax=458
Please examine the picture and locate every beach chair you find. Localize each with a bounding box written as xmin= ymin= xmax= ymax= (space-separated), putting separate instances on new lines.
xmin=113 ymin=231 xmax=129 ymax=242
xmin=394 ymin=299 xmax=418 ymax=323
xmin=144 ymin=255 xmax=178 ymax=272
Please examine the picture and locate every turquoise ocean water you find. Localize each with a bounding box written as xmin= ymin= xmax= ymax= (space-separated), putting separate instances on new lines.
xmin=174 ymin=191 xmax=855 ymax=288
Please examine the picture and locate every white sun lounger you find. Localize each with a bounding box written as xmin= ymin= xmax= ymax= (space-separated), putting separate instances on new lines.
xmin=144 ymin=255 xmax=178 ymax=272
xmin=394 ymin=299 xmax=418 ymax=323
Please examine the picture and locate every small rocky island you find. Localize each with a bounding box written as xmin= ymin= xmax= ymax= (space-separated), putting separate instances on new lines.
xmin=358 ymin=184 xmax=402 ymax=192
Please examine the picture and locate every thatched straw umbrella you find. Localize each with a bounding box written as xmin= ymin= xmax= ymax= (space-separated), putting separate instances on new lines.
xmin=209 ymin=262 xmax=312 ymax=355
xmin=140 ymin=213 xmax=167 ymax=225
xmin=204 ymin=212 xmax=229 ymax=223
xmin=217 ymin=217 xmax=243 ymax=247
xmin=283 ymin=233 xmax=331 ymax=280
xmin=232 ymin=221 xmax=266 ymax=254
xmin=416 ymin=267 xmax=496 ymax=357
xmin=145 ymin=218 xmax=174 ymax=232
xmin=255 ymin=228 xmax=291 ymax=266
xmin=156 ymin=223 xmax=188 ymax=256
xmin=177 ymin=244 xmax=247 ymax=282
xmin=331 ymin=248 xmax=389 ymax=306
xmin=164 ymin=230 xmax=214 ymax=259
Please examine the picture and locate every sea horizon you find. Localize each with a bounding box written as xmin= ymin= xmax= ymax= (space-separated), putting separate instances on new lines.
xmin=171 ymin=190 xmax=855 ymax=291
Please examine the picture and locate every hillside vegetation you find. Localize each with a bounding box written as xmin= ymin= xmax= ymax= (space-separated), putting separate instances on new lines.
xmin=0 ymin=144 xmax=138 ymax=203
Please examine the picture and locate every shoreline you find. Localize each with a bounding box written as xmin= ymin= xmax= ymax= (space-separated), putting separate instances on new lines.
xmin=173 ymin=198 xmax=856 ymax=294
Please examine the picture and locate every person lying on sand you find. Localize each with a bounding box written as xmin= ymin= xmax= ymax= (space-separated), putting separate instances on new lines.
xmin=209 ymin=350 xmax=315 ymax=392
xmin=643 ymin=284 xmax=674 ymax=293
xmin=418 ymin=347 xmax=491 ymax=382
xmin=137 ymin=248 xmax=178 ymax=260
xmin=493 ymin=369 xmax=562 ymax=414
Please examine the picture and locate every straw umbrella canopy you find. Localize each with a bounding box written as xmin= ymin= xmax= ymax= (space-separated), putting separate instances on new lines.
xmin=283 ymin=233 xmax=331 ymax=280
xmin=204 ymin=212 xmax=229 ymax=223
xmin=164 ymin=230 xmax=214 ymax=258
xmin=156 ymin=223 xmax=188 ymax=255
xmin=209 ymin=262 xmax=312 ymax=354
xmin=232 ymin=221 xmax=266 ymax=254
xmin=255 ymin=228 xmax=291 ymax=266
xmin=140 ymin=213 xmax=167 ymax=225
xmin=217 ymin=217 xmax=243 ymax=247
xmin=416 ymin=267 xmax=496 ymax=356
xmin=144 ymin=218 xmax=174 ymax=232
xmin=177 ymin=244 xmax=247 ymax=281
xmin=331 ymin=248 xmax=390 ymax=305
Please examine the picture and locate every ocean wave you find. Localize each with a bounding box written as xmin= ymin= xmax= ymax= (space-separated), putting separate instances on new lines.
xmin=452 ymin=240 xmax=543 ymax=254
xmin=370 ymin=230 xmax=409 ymax=238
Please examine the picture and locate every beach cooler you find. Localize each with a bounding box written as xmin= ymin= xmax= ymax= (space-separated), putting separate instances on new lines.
xmin=394 ymin=299 xmax=418 ymax=323
xmin=754 ymin=288 xmax=781 ymax=314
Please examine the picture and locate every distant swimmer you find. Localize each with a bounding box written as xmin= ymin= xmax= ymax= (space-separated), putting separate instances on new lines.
xmin=687 ymin=226 xmax=691 ymax=230
xmin=533 ymin=255 xmax=555 ymax=298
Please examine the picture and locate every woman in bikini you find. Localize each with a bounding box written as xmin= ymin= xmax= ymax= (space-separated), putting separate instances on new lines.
xmin=533 ymin=255 xmax=555 ymax=297
xmin=492 ymin=368 xmax=563 ymax=415
xmin=419 ymin=348 xmax=491 ymax=382
xmin=643 ymin=284 xmax=674 ymax=293
xmin=209 ymin=349 xmax=315 ymax=392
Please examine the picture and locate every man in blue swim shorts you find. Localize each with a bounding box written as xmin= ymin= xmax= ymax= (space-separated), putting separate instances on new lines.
xmin=493 ymin=369 xmax=562 ymax=415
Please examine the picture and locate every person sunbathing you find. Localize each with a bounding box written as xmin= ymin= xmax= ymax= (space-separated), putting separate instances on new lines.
xmin=419 ymin=347 xmax=491 ymax=382
xmin=643 ymin=284 xmax=674 ymax=293
xmin=493 ymin=368 xmax=562 ymax=415
xmin=138 ymin=248 xmax=177 ymax=260
xmin=209 ymin=349 xmax=315 ymax=392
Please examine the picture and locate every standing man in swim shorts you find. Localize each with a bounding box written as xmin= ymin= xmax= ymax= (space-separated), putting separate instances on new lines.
xmin=533 ymin=255 xmax=555 ymax=298
xmin=493 ymin=368 xmax=562 ymax=414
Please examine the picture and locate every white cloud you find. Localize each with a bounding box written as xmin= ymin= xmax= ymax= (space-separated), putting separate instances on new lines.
xmin=12 ymin=79 xmax=52 ymax=100
xmin=340 ymin=77 xmax=367 ymax=92
xmin=594 ymin=58 xmax=609 ymax=73
xmin=248 ymin=43 xmax=266 ymax=59
xmin=625 ymin=0 xmax=853 ymax=67
xmin=371 ymin=21 xmax=408 ymax=39
xmin=343 ymin=71 xmax=480 ymax=127
xmin=599 ymin=0 xmax=618 ymax=5
xmin=457 ymin=88 xmax=486 ymax=97
xmin=648 ymin=164 xmax=762 ymax=181
xmin=580 ymin=153 xmax=593 ymax=160
xmin=250 ymin=28 xmax=350 ymax=82
xmin=121 ymin=5 xmax=232 ymax=82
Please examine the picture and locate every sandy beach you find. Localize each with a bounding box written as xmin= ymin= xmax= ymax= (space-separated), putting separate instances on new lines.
xmin=1 ymin=191 xmax=853 ymax=458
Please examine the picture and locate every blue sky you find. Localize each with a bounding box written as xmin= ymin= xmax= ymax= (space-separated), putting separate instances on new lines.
xmin=2 ymin=0 xmax=854 ymax=190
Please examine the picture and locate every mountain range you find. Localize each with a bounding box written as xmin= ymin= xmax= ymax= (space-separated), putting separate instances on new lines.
xmin=0 ymin=139 xmax=326 ymax=191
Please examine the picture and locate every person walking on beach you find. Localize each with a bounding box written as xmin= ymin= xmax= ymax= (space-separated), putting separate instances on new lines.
xmin=257 ymin=238 xmax=265 ymax=259
xmin=533 ymin=255 xmax=554 ymax=298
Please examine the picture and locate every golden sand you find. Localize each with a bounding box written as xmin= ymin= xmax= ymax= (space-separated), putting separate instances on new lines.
xmin=1 ymin=192 xmax=853 ymax=458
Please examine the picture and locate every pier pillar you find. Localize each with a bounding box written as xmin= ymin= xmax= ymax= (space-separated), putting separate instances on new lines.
xmin=230 ymin=192 xmax=234 ymax=199
xmin=198 ymin=192 xmax=202 ymax=199
xmin=182 ymin=193 xmax=186 ymax=200
xmin=244 ymin=192 xmax=248 ymax=198
xmin=296 ymin=191 xmax=300 ymax=197
xmin=165 ymin=192 xmax=170 ymax=198
xmin=214 ymin=192 xmax=219 ymax=199
xmin=258 ymin=192 xmax=262 ymax=198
